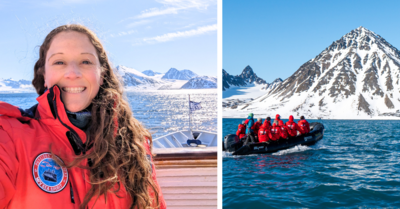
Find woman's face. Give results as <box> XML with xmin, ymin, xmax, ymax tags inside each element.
<box><xmin>44</xmin><ymin>31</ymin><xmax>103</xmax><ymax>112</ymax></box>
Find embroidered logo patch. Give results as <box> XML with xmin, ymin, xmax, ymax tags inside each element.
<box><xmin>32</xmin><ymin>153</ymin><xmax>68</xmax><ymax>193</ymax></box>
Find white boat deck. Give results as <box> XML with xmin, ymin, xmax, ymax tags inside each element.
<box><xmin>153</xmin><ymin>130</ymin><xmax>218</xmax><ymax>148</ymax></box>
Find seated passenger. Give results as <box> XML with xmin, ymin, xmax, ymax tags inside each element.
<box><xmin>269</xmin><ymin>123</ymin><xmax>281</xmax><ymax>141</ymax></box>
<box><xmin>244</xmin><ymin>113</ymin><xmax>257</xmax><ymax>145</ymax></box>
<box><xmin>258</xmin><ymin>120</ymin><xmax>271</xmax><ymax>143</ymax></box>
<box><xmin>278</xmin><ymin>120</ymin><xmax>289</xmax><ymax>139</ymax></box>
<box><xmin>265</xmin><ymin>116</ymin><xmax>272</xmax><ymax>126</ymax></box>
<box><xmin>273</xmin><ymin>114</ymin><xmax>281</xmax><ymax>126</ymax></box>
<box><xmin>236</xmin><ymin>120</ymin><xmax>246</xmax><ymax>140</ymax></box>
<box><xmin>298</xmin><ymin>115</ymin><xmax>310</xmax><ymax>134</ymax></box>
<box><xmin>285</xmin><ymin>115</ymin><xmax>301</xmax><ymax>137</ymax></box>
<box><xmin>252</xmin><ymin>118</ymin><xmax>262</xmax><ymax>139</ymax></box>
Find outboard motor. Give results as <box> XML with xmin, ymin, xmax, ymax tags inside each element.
<box><xmin>224</xmin><ymin>134</ymin><xmax>239</xmax><ymax>152</ymax></box>
<box><xmin>309</xmin><ymin>122</ymin><xmax>324</xmax><ymax>132</ymax></box>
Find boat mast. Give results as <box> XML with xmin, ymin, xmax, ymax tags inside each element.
<box><xmin>188</xmin><ymin>94</ymin><xmax>192</xmax><ymax>138</ymax></box>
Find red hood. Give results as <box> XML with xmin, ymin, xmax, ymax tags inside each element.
<box><xmin>278</xmin><ymin>120</ymin><xmax>284</xmax><ymax>126</ymax></box>
<box><xmin>0</xmin><ymin>85</ymin><xmax>87</xmax><ymax>148</ymax></box>
<box><xmin>275</xmin><ymin>114</ymin><xmax>280</xmax><ymax>120</ymax></box>
<box><xmin>262</xmin><ymin>120</ymin><xmax>270</xmax><ymax>128</ymax></box>
<box><xmin>289</xmin><ymin>115</ymin><xmax>294</xmax><ymax>122</ymax></box>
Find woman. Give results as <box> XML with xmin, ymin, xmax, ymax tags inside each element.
<box><xmin>0</xmin><ymin>24</ymin><xmax>166</xmax><ymax>209</ymax></box>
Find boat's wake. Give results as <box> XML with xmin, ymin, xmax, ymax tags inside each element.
<box><xmin>272</xmin><ymin>145</ymin><xmax>312</xmax><ymax>155</ymax></box>
<box><xmin>223</xmin><ymin>144</ymin><xmax>318</xmax><ymax>157</ymax></box>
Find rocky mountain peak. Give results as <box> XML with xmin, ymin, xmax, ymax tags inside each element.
<box><xmin>271</xmin><ymin>78</ymin><xmax>283</xmax><ymax>84</ymax></box>
<box><xmin>161</xmin><ymin>68</ymin><xmax>198</xmax><ymax>80</ymax></box>
<box><xmin>237</xmin><ymin>27</ymin><xmax>400</xmax><ymax>118</ymax></box>
<box><xmin>142</xmin><ymin>70</ymin><xmax>161</xmax><ymax>76</ymax></box>
<box><xmin>238</xmin><ymin>65</ymin><xmax>266</xmax><ymax>85</ymax></box>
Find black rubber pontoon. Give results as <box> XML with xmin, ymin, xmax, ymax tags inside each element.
<box><xmin>224</xmin><ymin>122</ymin><xmax>324</xmax><ymax>155</ymax></box>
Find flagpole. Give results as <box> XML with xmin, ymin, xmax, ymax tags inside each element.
<box><xmin>188</xmin><ymin>94</ymin><xmax>192</xmax><ymax>139</ymax></box>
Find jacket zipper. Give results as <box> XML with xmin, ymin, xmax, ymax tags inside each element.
<box><xmin>52</xmin><ymin>99</ymin><xmax>86</xmax><ymax>155</ymax></box>
<box><xmin>70</xmin><ymin>181</ymin><xmax>75</xmax><ymax>204</ymax></box>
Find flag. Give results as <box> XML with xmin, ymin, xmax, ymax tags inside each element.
<box><xmin>189</xmin><ymin>101</ymin><xmax>202</xmax><ymax>112</ymax></box>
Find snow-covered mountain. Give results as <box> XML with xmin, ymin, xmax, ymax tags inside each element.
<box><xmin>115</xmin><ymin>65</ymin><xmax>164</xmax><ymax>90</ymax></box>
<box><xmin>161</xmin><ymin>68</ymin><xmax>198</xmax><ymax>80</ymax></box>
<box><xmin>142</xmin><ymin>70</ymin><xmax>162</xmax><ymax>76</ymax></box>
<box><xmin>181</xmin><ymin>76</ymin><xmax>217</xmax><ymax>89</ymax></box>
<box><xmin>0</xmin><ymin>66</ymin><xmax>214</xmax><ymax>92</ymax></box>
<box><xmin>223</xmin><ymin>69</ymin><xmax>246</xmax><ymax>90</ymax></box>
<box><xmin>223</xmin><ymin>66</ymin><xmax>267</xmax><ymax>91</ymax></box>
<box><xmin>223</xmin><ymin>67</ymin><xmax>281</xmax><ymax>109</ymax></box>
<box><xmin>227</xmin><ymin>26</ymin><xmax>400</xmax><ymax>119</ymax></box>
<box><xmin>0</xmin><ymin>78</ymin><xmax>35</xmax><ymax>93</ymax></box>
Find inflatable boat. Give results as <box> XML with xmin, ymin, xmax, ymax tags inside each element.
<box><xmin>223</xmin><ymin>122</ymin><xmax>324</xmax><ymax>155</ymax></box>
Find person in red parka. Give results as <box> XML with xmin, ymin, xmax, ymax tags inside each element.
<box><xmin>285</xmin><ymin>115</ymin><xmax>301</xmax><ymax>137</ymax></box>
<box><xmin>252</xmin><ymin>118</ymin><xmax>262</xmax><ymax>140</ymax></box>
<box><xmin>236</xmin><ymin>121</ymin><xmax>246</xmax><ymax>140</ymax></box>
<box><xmin>298</xmin><ymin>115</ymin><xmax>310</xmax><ymax>134</ymax></box>
<box><xmin>273</xmin><ymin>114</ymin><xmax>281</xmax><ymax>126</ymax></box>
<box><xmin>0</xmin><ymin>25</ymin><xmax>166</xmax><ymax>209</ymax></box>
<box><xmin>258</xmin><ymin>120</ymin><xmax>271</xmax><ymax>143</ymax></box>
<box><xmin>265</xmin><ymin>116</ymin><xmax>272</xmax><ymax>126</ymax></box>
<box><xmin>269</xmin><ymin>123</ymin><xmax>281</xmax><ymax>141</ymax></box>
<box><xmin>278</xmin><ymin>120</ymin><xmax>289</xmax><ymax>139</ymax></box>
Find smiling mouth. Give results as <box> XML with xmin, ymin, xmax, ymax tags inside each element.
<box><xmin>62</xmin><ymin>87</ymin><xmax>86</xmax><ymax>93</ymax></box>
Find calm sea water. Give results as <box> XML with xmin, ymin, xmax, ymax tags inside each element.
<box><xmin>0</xmin><ymin>90</ymin><xmax>217</xmax><ymax>139</ymax></box>
<box><xmin>223</xmin><ymin>118</ymin><xmax>400</xmax><ymax>208</ymax></box>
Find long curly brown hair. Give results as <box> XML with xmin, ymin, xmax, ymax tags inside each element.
<box><xmin>32</xmin><ymin>24</ymin><xmax>160</xmax><ymax>209</ymax></box>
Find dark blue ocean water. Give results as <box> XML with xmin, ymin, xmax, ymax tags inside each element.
<box><xmin>0</xmin><ymin>90</ymin><xmax>217</xmax><ymax>139</ymax></box>
<box><xmin>223</xmin><ymin>118</ymin><xmax>400</xmax><ymax>208</ymax></box>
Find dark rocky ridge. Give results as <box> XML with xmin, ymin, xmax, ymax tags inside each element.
<box><xmin>223</xmin><ymin>65</ymin><xmax>268</xmax><ymax>91</ymax></box>
<box><xmin>358</xmin><ymin>94</ymin><xmax>372</xmax><ymax>115</ymax></box>
<box><xmin>222</xmin><ymin>69</ymin><xmax>247</xmax><ymax>90</ymax></box>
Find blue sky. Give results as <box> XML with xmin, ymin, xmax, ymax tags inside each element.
<box><xmin>223</xmin><ymin>0</ymin><xmax>400</xmax><ymax>83</ymax></box>
<box><xmin>0</xmin><ymin>0</ymin><xmax>217</xmax><ymax>80</ymax></box>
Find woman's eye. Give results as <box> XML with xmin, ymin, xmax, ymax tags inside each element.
<box><xmin>54</xmin><ymin>61</ymin><xmax>64</xmax><ymax>65</ymax></box>
<box><xmin>83</xmin><ymin>60</ymin><xmax>92</xmax><ymax>64</ymax></box>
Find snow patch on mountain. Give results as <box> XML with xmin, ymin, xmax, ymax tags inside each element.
<box><xmin>115</xmin><ymin>65</ymin><xmax>164</xmax><ymax>90</ymax></box>
<box><xmin>181</xmin><ymin>76</ymin><xmax>217</xmax><ymax>89</ymax></box>
<box><xmin>157</xmin><ymin>80</ymin><xmax>188</xmax><ymax>90</ymax></box>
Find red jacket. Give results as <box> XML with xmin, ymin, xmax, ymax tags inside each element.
<box><xmin>298</xmin><ymin>119</ymin><xmax>310</xmax><ymax>134</ymax></box>
<box><xmin>236</xmin><ymin>124</ymin><xmax>246</xmax><ymax>139</ymax></box>
<box><xmin>252</xmin><ymin>121</ymin><xmax>262</xmax><ymax>135</ymax></box>
<box><xmin>278</xmin><ymin>120</ymin><xmax>288</xmax><ymax>139</ymax></box>
<box><xmin>0</xmin><ymin>85</ymin><xmax>166</xmax><ymax>209</ymax></box>
<box><xmin>269</xmin><ymin>123</ymin><xmax>281</xmax><ymax>141</ymax></box>
<box><xmin>285</xmin><ymin>115</ymin><xmax>301</xmax><ymax>137</ymax></box>
<box><xmin>258</xmin><ymin>121</ymin><xmax>270</xmax><ymax>142</ymax></box>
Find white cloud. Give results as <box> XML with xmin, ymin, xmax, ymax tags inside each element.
<box><xmin>135</xmin><ymin>7</ymin><xmax>181</xmax><ymax>19</ymax></box>
<box><xmin>40</xmin><ymin>0</ymin><xmax>102</xmax><ymax>7</ymax></box>
<box><xmin>142</xmin><ymin>24</ymin><xmax>217</xmax><ymax>43</ymax></box>
<box><xmin>135</xmin><ymin>0</ymin><xmax>215</xmax><ymax>19</ymax></box>
<box><xmin>110</xmin><ymin>30</ymin><xmax>137</xmax><ymax>38</ymax></box>
<box><xmin>126</xmin><ymin>19</ymin><xmax>153</xmax><ymax>28</ymax></box>
<box><xmin>156</xmin><ymin>0</ymin><xmax>213</xmax><ymax>9</ymax></box>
